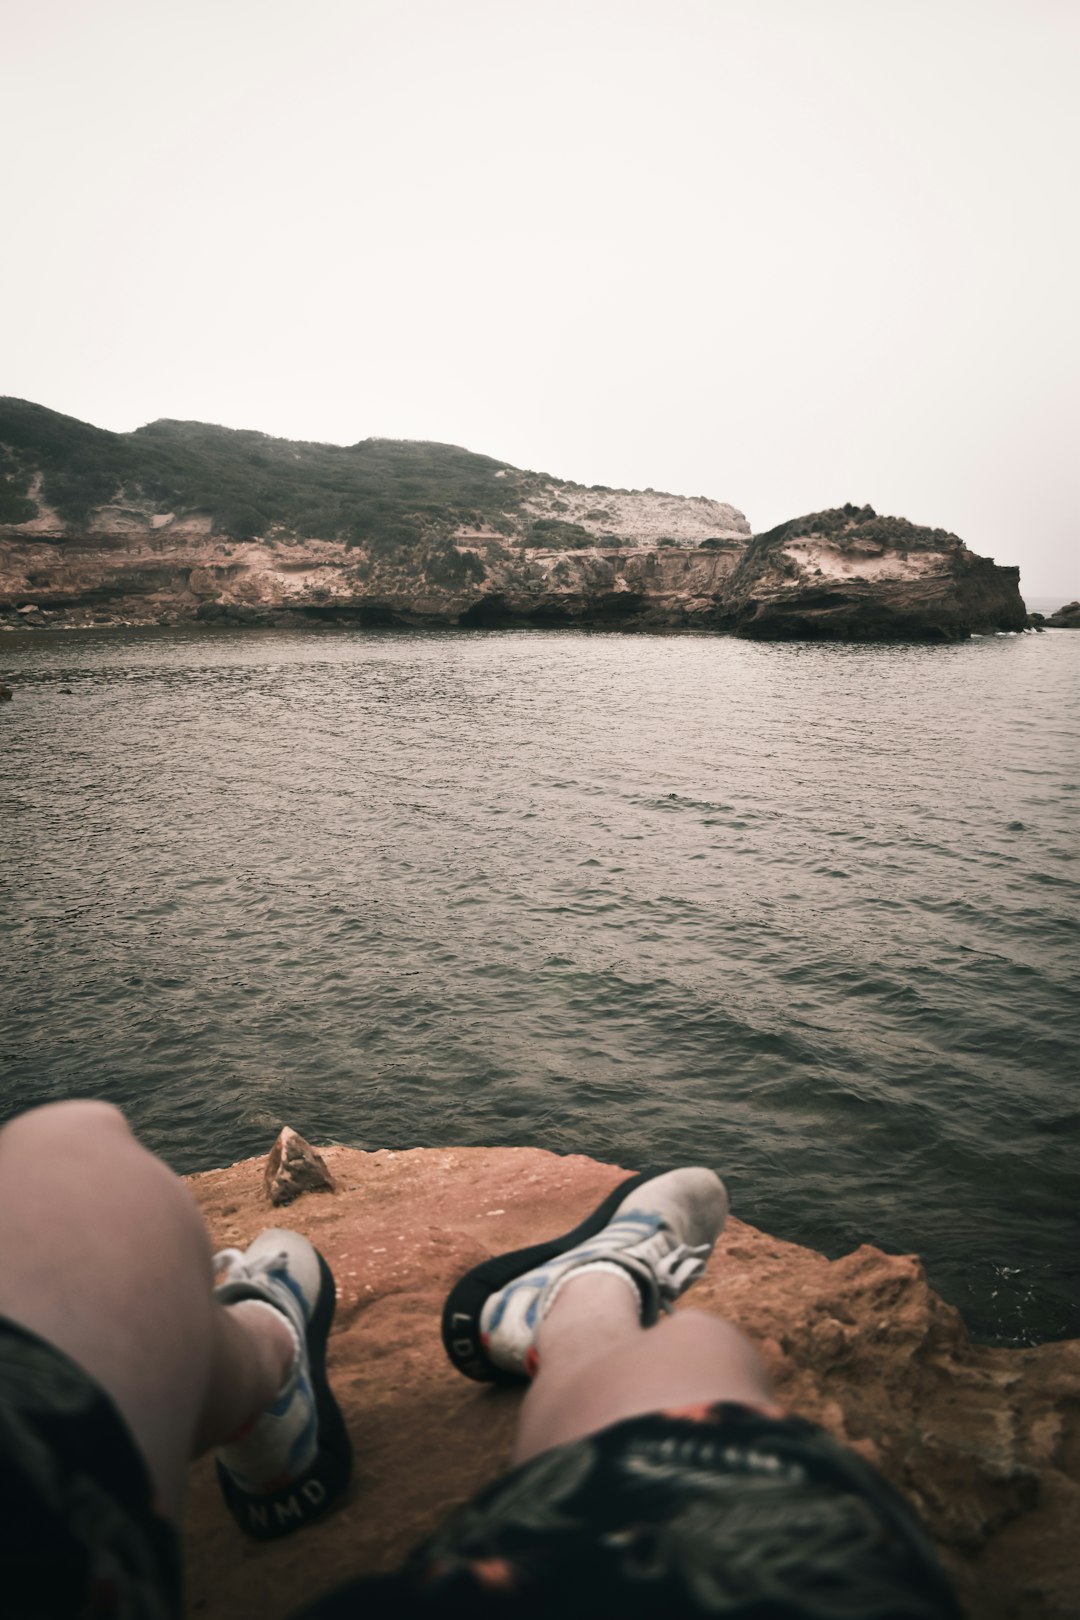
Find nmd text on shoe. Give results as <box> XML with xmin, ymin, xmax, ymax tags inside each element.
<box><xmin>213</xmin><ymin>1228</ymin><xmax>352</xmax><ymax>1540</ymax></box>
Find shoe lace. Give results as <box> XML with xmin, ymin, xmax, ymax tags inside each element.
<box><xmin>212</xmin><ymin>1247</ymin><xmax>290</xmax><ymax>1286</ymax></box>
<box><xmin>655</xmin><ymin>1241</ymin><xmax>712</xmax><ymax>1314</ymax></box>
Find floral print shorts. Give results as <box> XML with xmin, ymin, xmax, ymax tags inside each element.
<box><xmin>0</xmin><ymin>1316</ymin><xmax>181</xmax><ymax>1619</ymax></box>
<box><xmin>302</xmin><ymin>1402</ymin><xmax>959</xmax><ymax>1619</ymax></box>
<box><xmin>1</xmin><ymin>1313</ymin><xmax>957</xmax><ymax>1620</ymax></box>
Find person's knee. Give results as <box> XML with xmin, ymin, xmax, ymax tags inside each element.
<box><xmin>0</xmin><ymin>1098</ymin><xmax>213</xmax><ymax>1297</ymax></box>
<box><xmin>659</xmin><ymin>1309</ymin><xmax>762</xmax><ymax>1363</ymax></box>
<box><xmin>0</xmin><ymin>1098</ymin><xmax>132</xmax><ymax>1154</ymax></box>
<box><xmin>660</xmin><ymin>1307</ymin><xmax>738</xmax><ymax>1341</ymax></box>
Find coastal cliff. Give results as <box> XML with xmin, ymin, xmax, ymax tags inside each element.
<box><xmin>0</xmin><ymin>399</ymin><xmax>1027</xmax><ymax>640</ymax></box>
<box><xmin>184</xmin><ymin>1145</ymin><xmax>1080</xmax><ymax>1620</ymax></box>
<box><xmin>725</xmin><ymin>504</ymin><xmax>1027</xmax><ymax>641</ymax></box>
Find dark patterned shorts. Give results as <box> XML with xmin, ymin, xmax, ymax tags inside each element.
<box><xmin>300</xmin><ymin>1402</ymin><xmax>960</xmax><ymax>1619</ymax></box>
<box><xmin>0</xmin><ymin>1315</ymin><xmax>182</xmax><ymax>1620</ymax></box>
<box><xmin>1</xmin><ymin>1316</ymin><xmax>958</xmax><ymax>1620</ymax></box>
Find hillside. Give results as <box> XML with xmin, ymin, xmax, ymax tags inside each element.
<box><xmin>0</xmin><ymin>398</ymin><xmax>747</xmax><ymax>550</ymax></box>
<box><xmin>0</xmin><ymin>401</ymin><xmax>1025</xmax><ymax>640</ymax></box>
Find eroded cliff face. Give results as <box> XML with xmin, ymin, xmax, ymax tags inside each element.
<box><xmin>0</xmin><ymin>435</ymin><xmax>1026</xmax><ymax>640</ymax></box>
<box><xmin>182</xmin><ymin>1145</ymin><xmax>1080</xmax><ymax>1620</ymax></box>
<box><xmin>0</xmin><ymin>516</ymin><xmax>1026</xmax><ymax>640</ymax></box>
<box><xmin>725</xmin><ymin>512</ymin><xmax>1027</xmax><ymax>640</ymax></box>
<box><xmin>0</xmin><ymin>472</ymin><xmax>755</xmax><ymax>631</ymax></box>
<box><xmin>0</xmin><ymin>525</ymin><xmax>745</xmax><ymax>631</ymax></box>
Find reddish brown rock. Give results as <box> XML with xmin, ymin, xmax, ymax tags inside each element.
<box><xmin>263</xmin><ymin>1127</ymin><xmax>336</xmax><ymax>1206</ymax></box>
<box><xmin>184</xmin><ymin>1147</ymin><xmax>1080</xmax><ymax>1620</ymax></box>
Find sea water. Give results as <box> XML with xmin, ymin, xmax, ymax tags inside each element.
<box><xmin>2</xmin><ymin>625</ymin><xmax>1077</xmax><ymax>1344</ymax></box>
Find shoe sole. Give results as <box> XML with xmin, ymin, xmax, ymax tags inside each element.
<box><xmin>217</xmin><ymin>1250</ymin><xmax>354</xmax><ymax>1540</ymax></box>
<box><xmin>441</xmin><ymin>1168</ymin><xmax>662</xmax><ymax>1385</ymax></box>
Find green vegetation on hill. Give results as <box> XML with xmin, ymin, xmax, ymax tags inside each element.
<box><xmin>0</xmin><ymin>398</ymin><xmax>527</xmax><ymax>546</ymax></box>
<box><xmin>752</xmin><ymin>503</ymin><xmax>960</xmax><ymax>554</ymax></box>
<box><xmin>0</xmin><ymin>445</ymin><xmax>38</xmax><ymax>523</ymax></box>
<box><xmin>524</xmin><ymin>518</ymin><xmax>593</xmax><ymax>548</ymax></box>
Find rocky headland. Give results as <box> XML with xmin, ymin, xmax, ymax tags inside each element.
<box><xmin>0</xmin><ymin>399</ymin><xmax>1027</xmax><ymax>641</ymax></box>
<box><xmin>183</xmin><ymin>1143</ymin><xmax>1080</xmax><ymax>1620</ymax></box>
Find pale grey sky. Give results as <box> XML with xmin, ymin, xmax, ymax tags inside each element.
<box><xmin>3</xmin><ymin>0</ymin><xmax>1077</xmax><ymax>595</ymax></box>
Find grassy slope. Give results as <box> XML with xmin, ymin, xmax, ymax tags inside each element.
<box><xmin>0</xmin><ymin>397</ymin><xmax>527</xmax><ymax>547</ymax></box>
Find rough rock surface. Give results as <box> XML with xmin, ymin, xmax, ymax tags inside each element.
<box><xmin>0</xmin><ymin>528</ymin><xmax>751</xmax><ymax>634</ymax></box>
<box><xmin>1044</xmin><ymin>601</ymin><xmax>1080</xmax><ymax>629</ymax></box>
<box><xmin>518</xmin><ymin>480</ymin><xmax>748</xmax><ymax>545</ymax></box>
<box><xmin>185</xmin><ymin>1145</ymin><xmax>1080</xmax><ymax>1620</ymax></box>
<box><xmin>723</xmin><ymin>506</ymin><xmax>1027</xmax><ymax>641</ymax></box>
<box><xmin>0</xmin><ymin>516</ymin><xmax>1025</xmax><ymax>641</ymax></box>
<box><xmin>263</xmin><ymin>1127</ymin><xmax>336</xmax><ymax>1206</ymax></box>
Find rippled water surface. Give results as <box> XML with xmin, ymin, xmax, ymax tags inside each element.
<box><xmin>2</xmin><ymin>626</ymin><xmax>1077</xmax><ymax>1343</ymax></box>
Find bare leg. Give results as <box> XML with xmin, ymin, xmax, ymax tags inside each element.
<box><xmin>512</xmin><ymin>1272</ymin><xmax>774</xmax><ymax>1465</ymax></box>
<box><xmin>0</xmin><ymin>1101</ymin><xmax>294</xmax><ymax>1520</ymax></box>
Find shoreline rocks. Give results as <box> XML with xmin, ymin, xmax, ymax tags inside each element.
<box><xmin>0</xmin><ymin>402</ymin><xmax>1037</xmax><ymax>641</ymax></box>
<box><xmin>184</xmin><ymin>1144</ymin><xmax>1080</xmax><ymax>1620</ymax></box>
<box><xmin>0</xmin><ymin>521</ymin><xmax>1029</xmax><ymax>642</ymax></box>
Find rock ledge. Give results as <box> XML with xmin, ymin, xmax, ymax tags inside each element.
<box><xmin>184</xmin><ymin>1145</ymin><xmax>1080</xmax><ymax>1619</ymax></box>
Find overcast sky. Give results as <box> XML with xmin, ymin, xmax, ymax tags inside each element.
<box><xmin>3</xmin><ymin>0</ymin><xmax>1077</xmax><ymax>595</ymax></box>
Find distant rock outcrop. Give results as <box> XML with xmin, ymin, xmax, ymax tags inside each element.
<box><xmin>724</xmin><ymin>505</ymin><xmax>1027</xmax><ymax>640</ymax></box>
<box><xmin>1044</xmin><ymin>600</ymin><xmax>1080</xmax><ymax>629</ymax></box>
<box><xmin>182</xmin><ymin>1144</ymin><xmax>1080</xmax><ymax>1620</ymax></box>
<box><xmin>0</xmin><ymin>400</ymin><xmax>1027</xmax><ymax>641</ymax></box>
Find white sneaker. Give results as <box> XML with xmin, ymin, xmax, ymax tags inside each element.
<box><xmin>213</xmin><ymin>1229</ymin><xmax>352</xmax><ymax>1539</ymax></box>
<box><xmin>441</xmin><ymin>1167</ymin><xmax>728</xmax><ymax>1382</ymax></box>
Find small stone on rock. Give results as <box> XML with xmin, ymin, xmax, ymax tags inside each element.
<box><xmin>263</xmin><ymin>1126</ymin><xmax>337</xmax><ymax>1206</ymax></box>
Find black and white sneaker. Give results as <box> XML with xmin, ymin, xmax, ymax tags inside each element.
<box><xmin>213</xmin><ymin>1229</ymin><xmax>352</xmax><ymax>1540</ymax></box>
<box><xmin>441</xmin><ymin>1167</ymin><xmax>728</xmax><ymax>1384</ymax></box>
